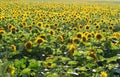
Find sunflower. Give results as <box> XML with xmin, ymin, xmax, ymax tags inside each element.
<box><xmin>102</xmin><ymin>28</ymin><xmax>106</xmax><ymax>32</ymax></box>
<box><xmin>95</xmin><ymin>33</ymin><xmax>103</xmax><ymax>40</ymax></box>
<box><xmin>79</xmin><ymin>25</ymin><xmax>83</xmax><ymax>29</ymax></box>
<box><xmin>21</xmin><ymin>21</ymin><xmax>27</xmax><ymax>26</ymax></box>
<box><xmin>50</xmin><ymin>29</ymin><xmax>55</xmax><ymax>35</ymax></box>
<box><xmin>11</xmin><ymin>45</ymin><xmax>16</xmax><ymax>51</ymax></box>
<box><xmin>54</xmin><ymin>23</ymin><xmax>58</xmax><ymax>27</ymax></box>
<box><xmin>87</xmin><ymin>51</ymin><xmax>98</xmax><ymax>61</ymax></box>
<box><xmin>57</xmin><ymin>28</ymin><xmax>61</xmax><ymax>32</ymax></box>
<box><xmin>8</xmin><ymin>66</ymin><xmax>15</xmax><ymax>75</ymax></box>
<box><xmin>72</xmin><ymin>27</ymin><xmax>77</xmax><ymax>31</ymax></box>
<box><xmin>108</xmin><ymin>26</ymin><xmax>114</xmax><ymax>30</ymax></box>
<box><xmin>113</xmin><ymin>32</ymin><xmax>120</xmax><ymax>38</ymax></box>
<box><xmin>111</xmin><ymin>37</ymin><xmax>119</xmax><ymax>45</ymax></box>
<box><xmin>47</xmin><ymin>63</ymin><xmax>52</xmax><ymax>69</ymax></box>
<box><xmin>87</xmin><ymin>33</ymin><xmax>92</xmax><ymax>38</ymax></box>
<box><xmin>58</xmin><ymin>35</ymin><xmax>64</xmax><ymax>42</ymax></box>
<box><xmin>95</xmin><ymin>24</ymin><xmax>100</xmax><ymax>29</ymax></box>
<box><xmin>0</xmin><ymin>28</ymin><xmax>5</xmax><ymax>34</ymax></box>
<box><xmin>24</xmin><ymin>41</ymin><xmax>33</xmax><ymax>50</ymax></box>
<box><xmin>39</xmin><ymin>34</ymin><xmax>46</xmax><ymax>39</ymax></box>
<box><xmin>94</xmin><ymin>22</ymin><xmax>97</xmax><ymax>26</ymax></box>
<box><xmin>37</xmin><ymin>22</ymin><xmax>43</xmax><ymax>27</ymax></box>
<box><xmin>100</xmin><ymin>71</ymin><xmax>107</xmax><ymax>77</ymax></box>
<box><xmin>28</xmin><ymin>26</ymin><xmax>32</xmax><ymax>30</ymax></box>
<box><xmin>10</xmin><ymin>27</ymin><xmax>16</xmax><ymax>32</ymax></box>
<box><xmin>85</xmin><ymin>25</ymin><xmax>90</xmax><ymax>30</ymax></box>
<box><xmin>72</xmin><ymin>37</ymin><xmax>79</xmax><ymax>43</ymax></box>
<box><xmin>32</xmin><ymin>21</ymin><xmax>36</xmax><ymax>25</ymax></box>
<box><xmin>67</xmin><ymin>39</ymin><xmax>73</xmax><ymax>44</ymax></box>
<box><xmin>7</xmin><ymin>23</ymin><xmax>12</xmax><ymax>30</ymax></box>
<box><xmin>45</xmin><ymin>24</ymin><xmax>50</xmax><ymax>28</ymax></box>
<box><xmin>76</xmin><ymin>32</ymin><xmax>83</xmax><ymax>38</ymax></box>
<box><xmin>35</xmin><ymin>37</ymin><xmax>45</xmax><ymax>44</ymax></box>
<box><xmin>82</xmin><ymin>35</ymin><xmax>87</xmax><ymax>43</ymax></box>
<box><xmin>69</xmin><ymin>44</ymin><xmax>76</xmax><ymax>56</ymax></box>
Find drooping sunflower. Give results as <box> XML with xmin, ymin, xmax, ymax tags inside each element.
<box><xmin>69</xmin><ymin>44</ymin><xmax>76</xmax><ymax>56</ymax></box>
<box><xmin>7</xmin><ymin>23</ymin><xmax>12</xmax><ymax>30</ymax></box>
<box><xmin>95</xmin><ymin>33</ymin><xmax>103</xmax><ymax>40</ymax></box>
<box><xmin>58</xmin><ymin>35</ymin><xmax>64</xmax><ymax>42</ymax></box>
<box><xmin>10</xmin><ymin>27</ymin><xmax>16</xmax><ymax>32</ymax></box>
<box><xmin>111</xmin><ymin>37</ymin><xmax>119</xmax><ymax>45</ymax></box>
<box><xmin>35</xmin><ymin>37</ymin><xmax>45</xmax><ymax>44</ymax></box>
<box><xmin>87</xmin><ymin>51</ymin><xmax>98</xmax><ymax>61</ymax></box>
<box><xmin>39</xmin><ymin>34</ymin><xmax>46</xmax><ymax>39</ymax></box>
<box><xmin>11</xmin><ymin>45</ymin><xmax>16</xmax><ymax>51</ymax></box>
<box><xmin>0</xmin><ymin>28</ymin><xmax>5</xmax><ymax>34</ymax></box>
<box><xmin>72</xmin><ymin>37</ymin><xmax>79</xmax><ymax>43</ymax></box>
<box><xmin>8</xmin><ymin>66</ymin><xmax>15</xmax><ymax>75</ymax></box>
<box><xmin>24</xmin><ymin>41</ymin><xmax>33</xmax><ymax>50</ymax></box>
<box><xmin>100</xmin><ymin>71</ymin><xmax>107</xmax><ymax>77</ymax></box>
<box><xmin>76</xmin><ymin>32</ymin><xmax>83</xmax><ymax>38</ymax></box>
<box><xmin>21</xmin><ymin>21</ymin><xmax>27</xmax><ymax>27</ymax></box>
<box><xmin>82</xmin><ymin>35</ymin><xmax>87</xmax><ymax>43</ymax></box>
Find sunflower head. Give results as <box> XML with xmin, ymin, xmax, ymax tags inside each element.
<box><xmin>72</xmin><ymin>27</ymin><xmax>77</xmax><ymax>31</ymax></box>
<box><xmin>39</xmin><ymin>34</ymin><xmax>46</xmax><ymax>39</ymax></box>
<box><xmin>0</xmin><ymin>28</ymin><xmax>5</xmax><ymax>34</ymax></box>
<box><xmin>69</xmin><ymin>44</ymin><xmax>76</xmax><ymax>56</ymax></box>
<box><xmin>95</xmin><ymin>24</ymin><xmax>100</xmax><ymax>29</ymax></box>
<box><xmin>85</xmin><ymin>25</ymin><xmax>90</xmax><ymax>30</ymax></box>
<box><xmin>54</xmin><ymin>23</ymin><xmax>58</xmax><ymax>27</ymax></box>
<box><xmin>82</xmin><ymin>35</ymin><xmax>87</xmax><ymax>43</ymax></box>
<box><xmin>7</xmin><ymin>23</ymin><xmax>12</xmax><ymax>30</ymax></box>
<box><xmin>87</xmin><ymin>33</ymin><xmax>92</xmax><ymax>38</ymax></box>
<box><xmin>87</xmin><ymin>51</ymin><xmax>98</xmax><ymax>61</ymax></box>
<box><xmin>113</xmin><ymin>32</ymin><xmax>120</xmax><ymax>38</ymax></box>
<box><xmin>57</xmin><ymin>28</ymin><xmax>61</xmax><ymax>32</ymax></box>
<box><xmin>102</xmin><ymin>28</ymin><xmax>106</xmax><ymax>32</ymax></box>
<box><xmin>58</xmin><ymin>35</ymin><xmax>64</xmax><ymax>42</ymax></box>
<box><xmin>24</xmin><ymin>41</ymin><xmax>33</xmax><ymax>50</ymax></box>
<box><xmin>95</xmin><ymin>33</ymin><xmax>103</xmax><ymax>40</ymax></box>
<box><xmin>50</xmin><ymin>29</ymin><xmax>55</xmax><ymax>35</ymax></box>
<box><xmin>8</xmin><ymin>66</ymin><xmax>15</xmax><ymax>75</ymax></box>
<box><xmin>72</xmin><ymin>37</ymin><xmax>79</xmax><ymax>43</ymax></box>
<box><xmin>108</xmin><ymin>26</ymin><xmax>114</xmax><ymax>30</ymax></box>
<box><xmin>10</xmin><ymin>27</ymin><xmax>16</xmax><ymax>32</ymax></box>
<box><xmin>45</xmin><ymin>24</ymin><xmax>50</xmax><ymax>28</ymax></box>
<box><xmin>100</xmin><ymin>71</ymin><xmax>107</xmax><ymax>77</ymax></box>
<box><xmin>37</xmin><ymin>22</ymin><xmax>43</xmax><ymax>27</ymax></box>
<box><xmin>35</xmin><ymin>37</ymin><xmax>45</xmax><ymax>44</ymax></box>
<box><xmin>76</xmin><ymin>32</ymin><xmax>83</xmax><ymax>38</ymax></box>
<box><xmin>79</xmin><ymin>25</ymin><xmax>83</xmax><ymax>29</ymax></box>
<box><xmin>11</xmin><ymin>45</ymin><xmax>16</xmax><ymax>51</ymax></box>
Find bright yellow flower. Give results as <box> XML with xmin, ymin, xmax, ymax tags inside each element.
<box><xmin>100</xmin><ymin>71</ymin><xmax>107</xmax><ymax>77</ymax></box>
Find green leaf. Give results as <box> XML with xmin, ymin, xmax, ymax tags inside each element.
<box><xmin>20</xmin><ymin>68</ymin><xmax>31</xmax><ymax>75</ymax></box>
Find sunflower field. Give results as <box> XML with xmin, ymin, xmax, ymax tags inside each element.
<box><xmin>0</xmin><ymin>0</ymin><xmax>120</xmax><ymax>77</ymax></box>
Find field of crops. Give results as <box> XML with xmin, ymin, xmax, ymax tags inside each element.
<box><xmin>0</xmin><ymin>0</ymin><xmax>120</xmax><ymax>77</ymax></box>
